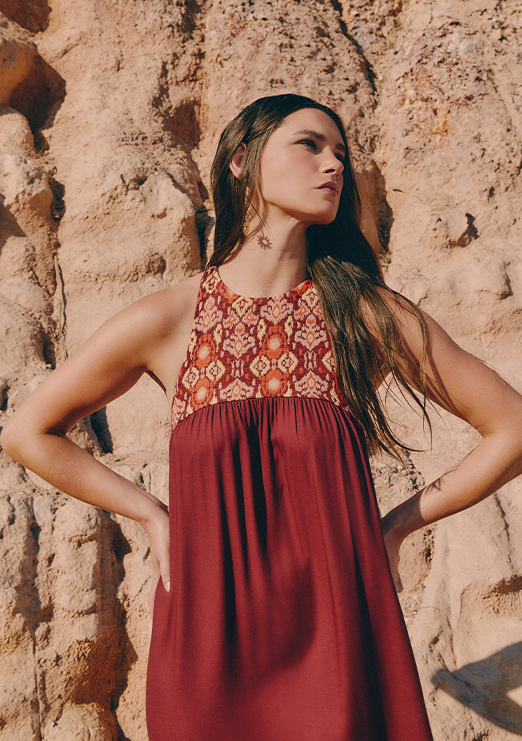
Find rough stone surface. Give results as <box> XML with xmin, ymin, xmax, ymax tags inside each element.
<box><xmin>0</xmin><ymin>0</ymin><xmax>521</xmax><ymax>738</ymax></box>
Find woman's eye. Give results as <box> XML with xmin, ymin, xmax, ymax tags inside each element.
<box><xmin>300</xmin><ymin>140</ymin><xmax>317</xmax><ymax>150</ymax></box>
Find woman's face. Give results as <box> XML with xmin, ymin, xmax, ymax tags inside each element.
<box><xmin>256</xmin><ymin>108</ymin><xmax>345</xmax><ymax>226</ymax></box>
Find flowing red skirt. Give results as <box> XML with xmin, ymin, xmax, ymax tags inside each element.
<box><xmin>147</xmin><ymin>397</ymin><xmax>433</xmax><ymax>741</ymax></box>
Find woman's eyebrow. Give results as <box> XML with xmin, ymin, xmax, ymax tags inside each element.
<box><xmin>293</xmin><ymin>129</ymin><xmax>346</xmax><ymax>154</ymax></box>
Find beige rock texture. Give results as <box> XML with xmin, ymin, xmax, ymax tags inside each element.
<box><xmin>0</xmin><ymin>0</ymin><xmax>521</xmax><ymax>738</ymax></box>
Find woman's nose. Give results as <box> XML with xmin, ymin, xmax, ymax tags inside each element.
<box><xmin>321</xmin><ymin>150</ymin><xmax>344</xmax><ymax>176</ymax></box>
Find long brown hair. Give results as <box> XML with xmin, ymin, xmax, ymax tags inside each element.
<box><xmin>209</xmin><ymin>94</ymin><xmax>429</xmax><ymax>456</ymax></box>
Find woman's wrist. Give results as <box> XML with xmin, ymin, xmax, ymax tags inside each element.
<box><xmin>136</xmin><ymin>493</ymin><xmax>169</xmax><ymax>534</ymax></box>
<box><xmin>381</xmin><ymin>491</ymin><xmax>424</xmax><ymax>543</ymax></box>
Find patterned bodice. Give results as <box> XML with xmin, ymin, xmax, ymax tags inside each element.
<box><xmin>171</xmin><ymin>267</ymin><xmax>346</xmax><ymax>429</ymax></box>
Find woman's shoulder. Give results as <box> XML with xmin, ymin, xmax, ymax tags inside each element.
<box><xmin>69</xmin><ymin>271</ymin><xmax>205</xmax><ymax>398</ymax></box>
<box><xmin>81</xmin><ymin>272</ymin><xmax>204</xmax><ymax>369</ymax></box>
<box><xmin>119</xmin><ymin>271</ymin><xmax>204</xmax><ymax>338</ymax></box>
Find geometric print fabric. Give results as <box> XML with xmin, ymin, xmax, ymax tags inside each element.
<box><xmin>171</xmin><ymin>266</ymin><xmax>346</xmax><ymax>429</ymax></box>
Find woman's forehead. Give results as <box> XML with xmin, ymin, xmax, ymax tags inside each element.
<box><xmin>272</xmin><ymin>108</ymin><xmax>345</xmax><ymax>147</ymax></box>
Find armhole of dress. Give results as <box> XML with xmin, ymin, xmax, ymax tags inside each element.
<box><xmin>169</xmin><ymin>269</ymin><xmax>210</xmax><ymax>428</ymax></box>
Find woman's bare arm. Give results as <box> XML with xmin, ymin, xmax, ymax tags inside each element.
<box><xmin>0</xmin><ymin>275</ymin><xmax>200</xmax><ymax>612</ymax></box>
<box><xmin>380</xmin><ymin>300</ymin><xmax>522</xmax><ymax>587</ymax></box>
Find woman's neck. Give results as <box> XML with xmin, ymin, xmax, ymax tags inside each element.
<box><xmin>218</xmin><ymin>215</ymin><xmax>309</xmax><ymax>298</ymax></box>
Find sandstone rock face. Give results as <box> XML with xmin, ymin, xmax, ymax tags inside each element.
<box><xmin>0</xmin><ymin>1</ymin><xmax>521</xmax><ymax>739</ymax></box>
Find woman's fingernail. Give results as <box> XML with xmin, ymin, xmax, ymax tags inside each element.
<box><xmin>165</xmin><ymin>581</ymin><xmax>170</xmax><ymax>592</ymax></box>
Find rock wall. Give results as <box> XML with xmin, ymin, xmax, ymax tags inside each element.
<box><xmin>0</xmin><ymin>0</ymin><xmax>521</xmax><ymax>738</ymax></box>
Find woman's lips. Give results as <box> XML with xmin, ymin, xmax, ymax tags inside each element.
<box><xmin>318</xmin><ymin>182</ymin><xmax>338</xmax><ymax>196</ymax></box>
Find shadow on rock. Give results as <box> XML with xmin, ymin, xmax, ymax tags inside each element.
<box><xmin>0</xmin><ymin>0</ymin><xmax>52</xmax><ymax>33</ymax></box>
<box><xmin>433</xmin><ymin>642</ymin><xmax>522</xmax><ymax>735</ymax></box>
<box><xmin>10</xmin><ymin>54</ymin><xmax>65</xmax><ymax>134</ymax></box>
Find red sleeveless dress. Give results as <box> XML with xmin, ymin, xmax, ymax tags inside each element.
<box><xmin>147</xmin><ymin>267</ymin><xmax>433</xmax><ymax>741</ymax></box>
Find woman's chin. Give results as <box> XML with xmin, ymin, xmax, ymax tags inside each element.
<box><xmin>309</xmin><ymin>210</ymin><xmax>338</xmax><ymax>226</ymax></box>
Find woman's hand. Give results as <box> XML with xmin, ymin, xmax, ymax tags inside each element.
<box><xmin>141</xmin><ymin>500</ymin><xmax>171</xmax><ymax>617</ymax></box>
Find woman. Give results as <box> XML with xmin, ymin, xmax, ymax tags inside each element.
<box><xmin>2</xmin><ymin>94</ymin><xmax>522</xmax><ymax>740</ymax></box>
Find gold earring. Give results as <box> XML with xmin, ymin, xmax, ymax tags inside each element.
<box><xmin>243</xmin><ymin>218</ymin><xmax>250</xmax><ymax>236</ymax></box>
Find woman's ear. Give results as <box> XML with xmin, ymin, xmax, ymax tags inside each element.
<box><xmin>229</xmin><ymin>143</ymin><xmax>247</xmax><ymax>179</ymax></box>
